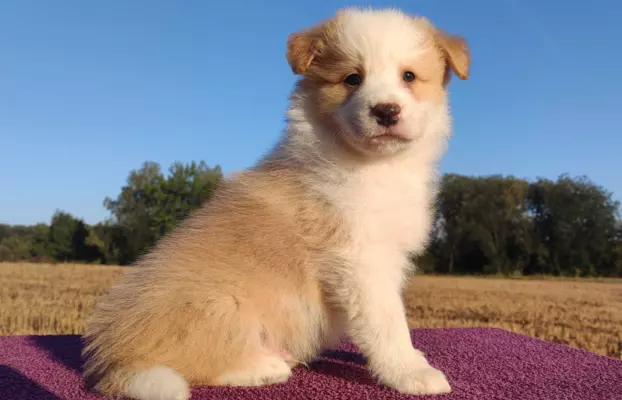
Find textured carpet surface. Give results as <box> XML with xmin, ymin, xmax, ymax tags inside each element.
<box><xmin>0</xmin><ymin>328</ymin><xmax>620</xmax><ymax>400</ymax></box>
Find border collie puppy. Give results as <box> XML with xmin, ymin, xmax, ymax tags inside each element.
<box><xmin>82</xmin><ymin>7</ymin><xmax>470</xmax><ymax>400</ymax></box>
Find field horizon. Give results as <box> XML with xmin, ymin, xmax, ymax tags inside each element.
<box><xmin>1</xmin><ymin>262</ymin><xmax>620</xmax><ymax>360</ymax></box>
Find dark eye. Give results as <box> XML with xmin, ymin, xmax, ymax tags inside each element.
<box><xmin>344</xmin><ymin>73</ymin><xmax>363</xmax><ymax>86</ymax></box>
<box><xmin>403</xmin><ymin>71</ymin><xmax>416</xmax><ymax>82</ymax></box>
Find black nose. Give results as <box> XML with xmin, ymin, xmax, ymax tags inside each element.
<box><xmin>370</xmin><ymin>103</ymin><xmax>401</xmax><ymax>127</ymax></box>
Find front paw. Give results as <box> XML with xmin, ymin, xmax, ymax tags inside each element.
<box><xmin>381</xmin><ymin>363</ymin><xmax>451</xmax><ymax>395</ymax></box>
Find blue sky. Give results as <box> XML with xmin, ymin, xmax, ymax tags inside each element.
<box><xmin>1</xmin><ymin>0</ymin><xmax>620</xmax><ymax>225</ymax></box>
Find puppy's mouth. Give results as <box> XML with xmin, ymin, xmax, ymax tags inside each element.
<box><xmin>338</xmin><ymin>114</ymin><xmax>416</xmax><ymax>153</ymax></box>
<box><xmin>368</xmin><ymin>132</ymin><xmax>413</xmax><ymax>143</ymax></box>
<box><xmin>347</xmin><ymin>121</ymin><xmax>412</xmax><ymax>142</ymax></box>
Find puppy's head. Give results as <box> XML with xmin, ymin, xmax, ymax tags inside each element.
<box><xmin>287</xmin><ymin>8</ymin><xmax>469</xmax><ymax>158</ymax></box>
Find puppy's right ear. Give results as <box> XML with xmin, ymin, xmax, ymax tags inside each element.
<box><xmin>417</xmin><ymin>17</ymin><xmax>470</xmax><ymax>83</ymax></box>
<box><xmin>286</xmin><ymin>22</ymin><xmax>328</xmax><ymax>75</ymax></box>
<box><xmin>435</xmin><ymin>31</ymin><xmax>470</xmax><ymax>81</ymax></box>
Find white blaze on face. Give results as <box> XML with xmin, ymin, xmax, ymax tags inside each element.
<box><xmin>335</xmin><ymin>9</ymin><xmax>440</xmax><ymax>142</ymax></box>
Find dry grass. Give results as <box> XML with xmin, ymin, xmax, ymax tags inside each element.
<box><xmin>404</xmin><ymin>276</ymin><xmax>622</xmax><ymax>359</ymax></box>
<box><xmin>1</xmin><ymin>262</ymin><xmax>620</xmax><ymax>359</ymax></box>
<box><xmin>0</xmin><ymin>263</ymin><xmax>123</xmax><ymax>336</ymax></box>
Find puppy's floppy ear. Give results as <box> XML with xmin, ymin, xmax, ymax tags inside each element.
<box><xmin>419</xmin><ymin>17</ymin><xmax>470</xmax><ymax>81</ymax></box>
<box><xmin>435</xmin><ymin>30</ymin><xmax>470</xmax><ymax>81</ymax></box>
<box><xmin>286</xmin><ymin>20</ymin><xmax>331</xmax><ymax>75</ymax></box>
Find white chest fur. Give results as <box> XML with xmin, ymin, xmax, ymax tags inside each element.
<box><xmin>324</xmin><ymin>156</ymin><xmax>437</xmax><ymax>262</ymax></box>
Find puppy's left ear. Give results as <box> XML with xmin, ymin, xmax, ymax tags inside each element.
<box><xmin>435</xmin><ymin>31</ymin><xmax>470</xmax><ymax>81</ymax></box>
<box><xmin>286</xmin><ymin>30</ymin><xmax>316</xmax><ymax>75</ymax></box>
<box><xmin>286</xmin><ymin>26</ymin><xmax>321</xmax><ymax>75</ymax></box>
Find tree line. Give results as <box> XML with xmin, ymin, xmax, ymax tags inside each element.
<box><xmin>1</xmin><ymin>160</ymin><xmax>620</xmax><ymax>277</ymax></box>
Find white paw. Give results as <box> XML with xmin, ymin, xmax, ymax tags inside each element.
<box><xmin>217</xmin><ymin>355</ymin><xmax>293</xmax><ymax>387</ymax></box>
<box><xmin>125</xmin><ymin>366</ymin><xmax>190</xmax><ymax>400</ymax></box>
<box><xmin>386</xmin><ymin>366</ymin><xmax>451</xmax><ymax>395</ymax></box>
<box><xmin>378</xmin><ymin>356</ymin><xmax>451</xmax><ymax>395</ymax></box>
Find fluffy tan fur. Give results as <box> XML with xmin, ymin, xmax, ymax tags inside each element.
<box><xmin>82</xmin><ymin>7</ymin><xmax>470</xmax><ymax>400</ymax></box>
<box><xmin>82</xmin><ymin>168</ymin><xmax>347</xmax><ymax>395</ymax></box>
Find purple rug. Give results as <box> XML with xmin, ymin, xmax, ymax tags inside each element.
<box><xmin>0</xmin><ymin>328</ymin><xmax>620</xmax><ymax>400</ymax></box>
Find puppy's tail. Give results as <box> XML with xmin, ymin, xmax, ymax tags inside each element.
<box><xmin>88</xmin><ymin>365</ymin><xmax>190</xmax><ymax>400</ymax></box>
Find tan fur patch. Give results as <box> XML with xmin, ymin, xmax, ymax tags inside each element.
<box><xmin>416</xmin><ymin>17</ymin><xmax>470</xmax><ymax>83</ymax></box>
<box><xmin>293</xmin><ymin>16</ymin><xmax>358</xmax><ymax>115</ymax></box>
<box><xmin>436</xmin><ymin>32</ymin><xmax>470</xmax><ymax>80</ymax></box>
<box><xmin>402</xmin><ymin>46</ymin><xmax>449</xmax><ymax>104</ymax></box>
<box><xmin>286</xmin><ymin>16</ymin><xmax>341</xmax><ymax>76</ymax></box>
<box><xmin>82</xmin><ymin>167</ymin><xmax>348</xmax><ymax>396</ymax></box>
<box><xmin>287</xmin><ymin>17</ymin><xmax>364</xmax><ymax>152</ymax></box>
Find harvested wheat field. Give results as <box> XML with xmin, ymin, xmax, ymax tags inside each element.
<box><xmin>1</xmin><ymin>262</ymin><xmax>621</xmax><ymax>359</ymax></box>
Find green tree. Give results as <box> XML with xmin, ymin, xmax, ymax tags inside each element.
<box><xmin>469</xmin><ymin>175</ymin><xmax>532</xmax><ymax>275</ymax></box>
<box><xmin>433</xmin><ymin>175</ymin><xmax>533</xmax><ymax>275</ymax></box>
<box><xmin>47</xmin><ymin>211</ymin><xmax>89</xmax><ymax>262</ymax></box>
<box><xmin>29</xmin><ymin>223</ymin><xmax>50</xmax><ymax>260</ymax></box>
<box><xmin>435</xmin><ymin>174</ymin><xmax>470</xmax><ymax>274</ymax></box>
<box><xmin>0</xmin><ymin>235</ymin><xmax>30</xmax><ymax>261</ymax></box>
<box><xmin>527</xmin><ymin>175</ymin><xmax>620</xmax><ymax>276</ymax></box>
